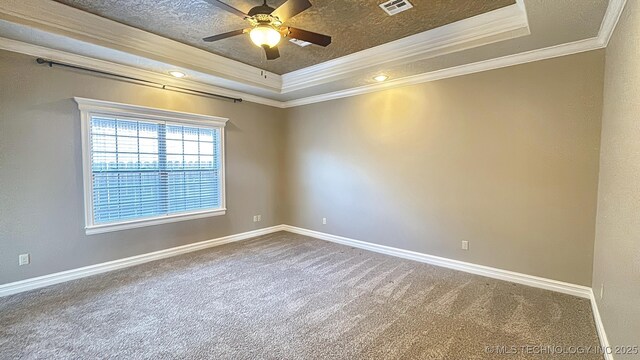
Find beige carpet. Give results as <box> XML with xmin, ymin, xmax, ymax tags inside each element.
<box><xmin>0</xmin><ymin>231</ymin><xmax>601</xmax><ymax>359</ymax></box>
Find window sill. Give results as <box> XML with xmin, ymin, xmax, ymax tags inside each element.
<box><xmin>85</xmin><ymin>209</ymin><xmax>226</xmax><ymax>235</ymax></box>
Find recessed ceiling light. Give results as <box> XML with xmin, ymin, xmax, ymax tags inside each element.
<box><xmin>373</xmin><ymin>75</ymin><xmax>389</xmax><ymax>82</ymax></box>
<box><xmin>169</xmin><ymin>71</ymin><xmax>186</xmax><ymax>78</ymax></box>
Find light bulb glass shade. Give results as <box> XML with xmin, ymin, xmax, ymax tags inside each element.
<box><xmin>250</xmin><ymin>25</ymin><xmax>281</xmax><ymax>48</ymax></box>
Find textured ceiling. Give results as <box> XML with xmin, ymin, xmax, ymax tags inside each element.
<box><xmin>53</xmin><ymin>0</ymin><xmax>515</xmax><ymax>74</ymax></box>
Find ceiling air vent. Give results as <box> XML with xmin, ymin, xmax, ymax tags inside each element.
<box><xmin>290</xmin><ymin>38</ymin><xmax>312</xmax><ymax>47</ymax></box>
<box><xmin>379</xmin><ymin>0</ymin><xmax>413</xmax><ymax>16</ymax></box>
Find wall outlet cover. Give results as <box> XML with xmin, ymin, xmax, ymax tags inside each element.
<box><xmin>19</xmin><ymin>253</ymin><xmax>30</xmax><ymax>266</ymax></box>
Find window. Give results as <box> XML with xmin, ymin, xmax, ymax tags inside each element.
<box><xmin>76</xmin><ymin>98</ymin><xmax>227</xmax><ymax>234</ymax></box>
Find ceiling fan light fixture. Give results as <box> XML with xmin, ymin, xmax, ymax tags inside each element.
<box><xmin>249</xmin><ymin>25</ymin><xmax>281</xmax><ymax>48</ymax></box>
<box><xmin>202</xmin><ymin>0</ymin><xmax>330</xmax><ymax>60</ymax></box>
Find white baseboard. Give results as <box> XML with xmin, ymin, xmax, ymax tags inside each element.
<box><xmin>282</xmin><ymin>225</ymin><xmax>618</xmax><ymax>354</ymax></box>
<box><xmin>0</xmin><ymin>223</ymin><xmax>594</xmax><ymax>300</ymax></box>
<box><xmin>2</xmin><ymin>223</ymin><xmax>611</xmax><ymax>356</ymax></box>
<box><xmin>590</xmin><ymin>290</ymin><xmax>614</xmax><ymax>360</ymax></box>
<box><xmin>281</xmin><ymin>225</ymin><xmax>592</xmax><ymax>299</ymax></box>
<box><xmin>283</xmin><ymin>225</ymin><xmax>620</xmax><ymax>355</ymax></box>
<box><xmin>0</xmin><ymin>225</ymin><xmax>285</xmax><ymax>297</ymax></box>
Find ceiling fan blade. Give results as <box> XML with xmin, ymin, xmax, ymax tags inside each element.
<box><xmin>203</xmin><ymin>28</ymin><xmax>248</xmax><ymax>42</ymax></box>
<box><xmin>271</xmin><ymin>0</ymin><xmax>312</xmax><ymax>22</ymax></box>
<box><xmin>282</xmin><ymin>27</ymin><xmax>331</xmax><ymax>47</ymax></box>
<box><xmin>263</xmin><ymin>45</ymin><xmax>280</xmax><ymax>60</ymax></box>
<box><xmin>202</xmin><ymin>0</ymin><xmax>248</xmax><ymax>18</ymax></box>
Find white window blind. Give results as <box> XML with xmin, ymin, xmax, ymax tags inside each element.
<box><xmin>77</xmin><ymin>98</ymin><xmax>227</xmax><ymax>234</ymax></box>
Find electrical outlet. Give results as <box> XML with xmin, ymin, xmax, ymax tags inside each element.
<box><xmin>253</xmin><ymin>215</ymin><xmax>258</xmax><ymax>222</ymax></box>
<box><xmin>19</xmin><ymin>253</ymin><xmax>30</xmax><ymax>266</ymax></box>
<box><xmin>322</xmin><ymin>217</ymin><xmax>327</xmax><ymax>225</ymax></box>
<box><xmin>461</xmin><ymin>241</ymin><xmax>469</xmax><ymax>250</ymax></box>
<box><xmin>600</xmin><ymin>283</ymin><xmax>604</xmax><ymax>299</ymax></box>
<box><xmin>257</xmin><ymin>215</ymin><xmax>261</xmax><ymax>222</ymax></box>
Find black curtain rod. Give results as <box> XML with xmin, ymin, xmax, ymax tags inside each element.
<box><xmin>35</xmin><ymin>58</ymin><xmax>243</xmax><ymax>103</ymax></box>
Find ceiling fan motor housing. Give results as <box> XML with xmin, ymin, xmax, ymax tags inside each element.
<box><xmin>248</xmin><ymin>13</ymin><xmax>283</xmax><ymax>28</ymax></box>
<box><xmin>248</xmin><ymin>4</ymin><xmax>276</xmax><ymax>17</ymax></box>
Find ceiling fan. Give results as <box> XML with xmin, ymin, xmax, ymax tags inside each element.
<box><xmin>202</xmin><ymin>0</ymin><xmax>331</xmax><ymax>60</ymax></box>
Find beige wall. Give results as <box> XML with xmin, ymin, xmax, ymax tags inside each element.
<box><xmin>284</xmin><ymin>50</ymin><xmax>605</xmax><ymax>286</ymax></box>
<box><xmin>0</xmin><ymin>50</ymin><xmax>286</xmax><ymax>284</ymax></box>
<box><xmin>592</xmin><ymin>1</ymin><xmax>640</xmax><ymax>356</ymax></box>
<box><xmin>0</xmin><ymin>48</ymin><xmax>608</xmax><ymax>289</ymax></box>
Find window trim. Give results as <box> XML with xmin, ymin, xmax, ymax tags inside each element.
<box><xmin>75</xmin><ymin>97</ymin><xmax>228</xmax><ymax>235</ymax></box>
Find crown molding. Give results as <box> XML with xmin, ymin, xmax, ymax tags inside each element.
<box><xmin>282</xmin><ymin>37</ymin><xmax>604</xmax><ymax>107</ymax></box>
<box><xmin>281</xmin><ymin>0</ymin><xmax>626</xmax><ymax>108</ymax></box>
<box><xmin>0</xmin><ymin>37</ymin><xmax>286</xmax><ymax>108</ymax></box>
<box><xmin>0</xmin><ymin>0</ymin><xmax>530</xmax><ymax>96</ymax></box>
<box><xmin>0</xmin><ymin>0</ymin><xmax>626</xmax><ymax>109</ymax></box>
<box><xmin>597</xmin><ymin>0</ymin><xmax>627</xmax><ymax>47</ymax></box>
<box><xmin>0</xmin><ymin>0</ymin><xmax>282</xmax><ymax>91</ymax></box>
<box><xmin>0</xmin><ymin>34</ymin><xmax>609</xmax><ymax>110</ymax></box>
<box><xmin>280</xmin><ymin>0</ymin><xmax>530</xmax><ymax>93</ymax></box>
